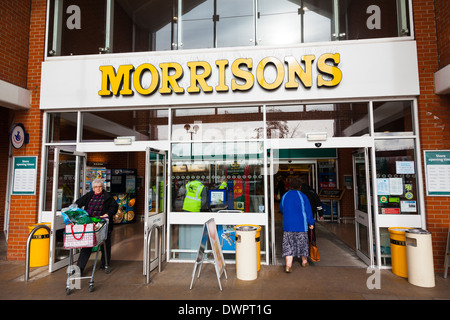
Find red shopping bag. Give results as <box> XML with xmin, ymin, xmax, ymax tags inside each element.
<box><xmin>63</xmin><ymin>223</ymin><xmax>96</xmax><ymax>249</ymax></box>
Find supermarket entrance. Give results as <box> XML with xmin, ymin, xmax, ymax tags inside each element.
<box><xmin>47</xmin><ymin>147</ymin><xmax>167</xmax><ymax>275</ymax></box>
<box><xmin>82</xmin><ymin>148</ymin><xmax>166</xmax><ymax>275</ymax></box>
<box><xmin>269</xmin><ymin>146</ymin><xmax>372</xmax><ymax>268</ymax></box>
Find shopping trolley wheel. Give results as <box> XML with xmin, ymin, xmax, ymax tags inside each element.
<box><xmin>104</xmin><ymin>266</ymin><xmax>110</xmax><ymax>274</ymax></box>
<box><xmin>66</xmin><ymin>288</ymin><xmax>71</xmax><ymax>295</ymax></box>
<box><xmin>89</xmin><ymin>284</ymin><xmax>94</xmax><ymax>292</ymax></box>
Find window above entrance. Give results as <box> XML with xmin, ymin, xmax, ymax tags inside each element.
<box><xmin>266</xmin><ymin>103</ymin><xmax>369</xmax><ymax>138</ymax></box>
<box><xmin>46</xmin><ymin>0</ymin><xmax>412</xmax><ymax>57</ymax></box>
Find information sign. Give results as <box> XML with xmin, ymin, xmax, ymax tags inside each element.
<box><xmin>12</xmin><ymin>156</ymin><xmax>37</xmax><ymax>195</ymax></box>
<box><xmin>424</xmin><ymin>150</ymin><xmax>450</xmax><ymax>196</ymax></box>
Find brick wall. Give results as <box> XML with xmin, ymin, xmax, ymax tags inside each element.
<box><xmin>0</xmin><ymin>1</ymin><xmax>31</xmax><ymax>231</ymax></box>
<box><xmin>435</xmin><ymin>0</ymin><xmax>450</xmax><ymax>68</ymax></box>
<box><xmin>414</xmin><ymin>0</ymin><xmax>450</xmax><ymax>273</ymax></box>
<box><xmin>6</xmin><ymin>0</ymin><xmax>46</xmax><ymax>260</ymax></box>
<box><xmin>0</xmin><ymin>0</ymin><xmax>31</xmax><ymax>87</ymax></box>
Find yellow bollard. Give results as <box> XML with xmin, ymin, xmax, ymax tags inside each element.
<box><xmin>28</xmin><ymin>223</ymin><xmax>51</xmax><ymax>267</ymax></box>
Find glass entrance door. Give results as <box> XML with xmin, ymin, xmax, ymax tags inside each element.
<box><xmin>144</xmin><ymin>147</ymin><xmax>167</xmax><ymax>274</ymax></box>
<box><xmin>49</xmin><ymin>148</ymin><xmax>86</xmax><ymax>272</ymax></box>
<box><xmin>352</xmin><ymin>148</ymin><xmax>374</xmax><ymax>266</ymax></box>
<box><xmin>269</xmin><ymin>152</ymin><xmax>318</xmax><ymax>265</ymax></box>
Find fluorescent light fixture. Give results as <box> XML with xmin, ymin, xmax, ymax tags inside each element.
<box><xmin>114</xmin><ymin>136</ymin><xmax>135</xmax><ymax>145</ymax></box>
<box><xmin>306</xmin><ymin>132</ymin><xmax>327</xmax><ymax>141</ymax></box>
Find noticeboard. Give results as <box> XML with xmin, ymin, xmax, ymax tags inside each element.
<box><xmin>424</xmin><ymin>150</ymin><xmax>450</xmax><ymax>196</ymax></box>
<box><xmin>318</xmin><ymin>188</ymin><xmax>345</xmax><ymax>200</ymax></box>
<box><xmin>12</xmin><ymin>156</ymin><xmax>38</xmax><ymax>195</ymax></box>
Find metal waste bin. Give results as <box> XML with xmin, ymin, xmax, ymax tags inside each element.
<box><xmin>406</xmin><ymin>229</ymin><xmax>435</xmax><ymax>288</ymax></box>
<box><xmin>236</xmin><ymin>224</ymin><xmax>261</xmax><ymax>271</ymax></box>
<box><xmin>388</xmin><ymin>227</ymin><xmax>413</xmax><ymax>278</ymax></box>
<box><xmin>235</xmin><ymin>225</ymin><xmax>258</xmax><ymax>280</ymax></box>
<box><xmin>28</xmin><ymin>223</ymin><xmax>51</xmax><ymax>267</ymax></box>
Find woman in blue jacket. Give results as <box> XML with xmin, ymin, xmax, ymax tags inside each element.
<box><xmin>279</xmin><ymin>177</ymin><xmax>315</xmax><ymax>272</ymax></box>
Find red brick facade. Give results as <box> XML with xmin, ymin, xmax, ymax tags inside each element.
<box><xmin>414</xmin><ymin>0</ymin><xmax>450</xmax><ymax>272</ymax></box>
<box><xmin>1</xmin><ymin>0</ymin><xmax>449</xmax><ymax>273</ymax></box>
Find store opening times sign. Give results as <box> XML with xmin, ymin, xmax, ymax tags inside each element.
<box><xmin>12</xmin><ymin>156</ymin><xmax>37</xmax><ymax>195</ymax></box>
<box><xmin>424</xmin><ymin>150</ymin><xmax>450</xmax><ymax>196</ymax></box>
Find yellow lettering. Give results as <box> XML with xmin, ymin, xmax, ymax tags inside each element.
<box><xmin>133</xmin><ymin>63</ymin><xmax>159</xmax><ymax>95</ymax></box>
<box><xmin>215</xmin><ymin>59</ymin><xmax>229</xmax><ymax>92</ymax></box>
<box><xmin>159</xmin><ymin>62</ymin><xmax>184</xmax><ymax>94</ymax></box>
<box><xmin>256</xmin><ymin>57</ymin><xmax>284</xmax><ymax>90</ymax></box>
<box><xmin>317</xmin><ymin>53</ymin><xmax>342</xmax><ymax>87</ymax></box>
<box><xmin>187</xmin><ymin>61</ymin><xmax>213</xmax><ymax>93</ymax></box>
<box><xmin>285</xmin><ymin>55</ymin><xmax>315</xmax><ymax>89</ymax></box>
<box><xmin>231</xmin><ymin>58</ymin><xmax>254</xmax><ymax>91</ymax></box>
<box><xmin>98</xmin><ymin>65</ymin><xmax>134</xmax><ymax>96</ymax></box>
<box><xmin>99</xmin><ymin>53</ymin><xmax>343</xmax><ymax>97</ymax></box>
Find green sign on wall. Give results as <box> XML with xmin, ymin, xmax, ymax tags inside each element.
<box><xmin>424</xmin><ymin>150</ymin><xmax>450</xmax><ymax>196</ymax></box>
<box><xmin>12</xmin><ymin>156</ymin><xmax>37</xmax><ymax>195</ymax></box>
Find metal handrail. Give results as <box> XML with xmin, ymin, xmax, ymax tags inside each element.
<box><xmin>145</xmin><ymin>224</ymin><xmax>163</xmax><ymax>284</ymax></box>
<box><xmin>25</xmin><ymin>224</ymin><xmax>51</xmax><ymax>281</ymax></box>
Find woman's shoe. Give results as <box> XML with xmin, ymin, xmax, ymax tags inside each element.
<box><xmin>301</xmin><ymin>261</ymin><xmax>308</xmax><ymax>267</ymax></box>
<box><xmin>285</xmin><ymin>266</ymin><xmax>292</xmax><ymax>273</ymax></box>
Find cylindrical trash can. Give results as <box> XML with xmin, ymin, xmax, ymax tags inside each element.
<box><xmin>236</xmin><ymin>224</ymin><xmax>261</xmax><ymax>271</ymax></box>
<box><xmin>406</xmin><ymin>229</ymin><xmax>435</xmax><ymax>288</ymax></box>
<box><xmin>28</xmin><ymin>223</ymin><xmax>51</xmax><ymax>267</ymax></box>
<box><xmin>235</xmin><ymin>225</ymin><xmax>257</xmax><ymax>281</ymax></box>
<box><xmin>388</xmin><ymin>227</ymin><xmax>413</xmax><ymax>278</ymax></box>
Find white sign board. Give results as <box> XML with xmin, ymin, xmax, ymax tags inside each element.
<box><xmin>40</xmin><ymin>41</ymin><xmax>420</xmax><ymax>110</ymax></box>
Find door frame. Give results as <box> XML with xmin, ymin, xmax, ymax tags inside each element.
<box><xmin>268</xmin><ymin>136</ymin><xmax>374</xmax><ymax>265</ymax></box>
<box><xmin>269</xmin><ymin>157</ymin><xmax>318</xmax><ymax>264</ymax></box>
<box><xmin>352</xmin><ymin>148</ymin><xmax>375</xmax><ymax>266</ymax></box>
<box><xmin>143</xmin><ymin>147</ymin><xmax>167</xmax><ymax>275</ymax></box>
<box><xmin>49</xmin><ymin>147</ymin><xmax>87</xmax><ymax>272</ymax></box>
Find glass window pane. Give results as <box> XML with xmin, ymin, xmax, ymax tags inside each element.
<box><xmin>47</xmin><ymin>113</ymin><xmax>77</xmax><ymax>143</ymax></box>
<box><xmin>82</xmin><ymin>110</ymin><xmax>168</xmax><ymax>142</ymax></box>
<box><xmin>113</xmin><ymin>0</ymin><xmax>174</xmax><ymax>53</ymax></box>
<box><xmin>170</xmin><ymin>141</ymin><xmax>265</xmax><ymax>213</ymax></box>
<box><xmin>171</xmin><ymin>106</ymin><xmax>263</xmax><ymax>141</ymax></box>
<box><xmin>303</xmin><ymin>0</ymin><xmax>333</xmax><ymax>43</ymax></box>
<box><xmin>373</xmin><ymin>101</ymin><xmax>413</xmax><ymax>135</ymax></box>
<box><xmin>375</xmin><ymin>139</ymin><xmax>419</xmax><ymax>215</ymax></box>
<box><xmin>258</xmin><ymin>0</ymin><xmax>301</xmax><ymax>46</ymax></box>
<box><xmin>266</xmin><ymin>103</ymin><xmax>369</xmax><ymax>138</ymax></box>
<box><xmin>180</xmin><ymin>0</ymin><xmax>214</xmax><ymax>50</ymax></box>
<box><xmin>216</xmin><ymin>0</ymin><xmax>254</xmax><ymax>48</ymax></box>
<box><xmin>339</xmin><ymin>0</ymin><xmax>410</xmax><ymax>41</ymax></box>
<box><xmin>47</xmin><ymin>0</ymin><xmax>106</xmax><ymax>56</ymax></box>
<box><xmin>43</xmin><ymin>145</ymin><xmax>77</xmax><ymax>211</ymax></box>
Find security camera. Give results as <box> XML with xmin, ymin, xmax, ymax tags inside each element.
<box><xmin>315</xmin><ymin>143</ymin><xmax>322</xmax><ymax>148</ymax></box>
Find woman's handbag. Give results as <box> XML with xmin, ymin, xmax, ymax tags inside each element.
<box><xmin>309</xmin><ymin>228</ymin><xmax>320</xmax><ymax>262</ymax></box>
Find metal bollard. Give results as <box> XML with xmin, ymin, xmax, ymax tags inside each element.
<box><xmin>25</xmin><ymin>224</ymin><xmax>51</xmax><ymax>281</ymax></box>
<box><xmin>145</xmin><ymin>224</ymin><xmax>163</xmax><ymax>284</ymax></box>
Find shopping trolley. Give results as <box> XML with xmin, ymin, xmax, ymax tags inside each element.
<box><xmin>63</xmin><ymin>219</ymin><xmax>110</xmax><ymax>295</ymax></box>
